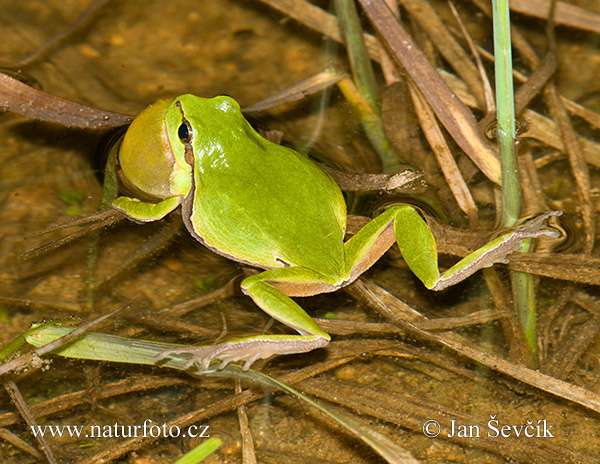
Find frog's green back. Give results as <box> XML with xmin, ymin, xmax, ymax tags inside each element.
<box><xmin>174</xmin><ymin>96</ymin><xmax>347</xmax><ymax>278</ymax></box>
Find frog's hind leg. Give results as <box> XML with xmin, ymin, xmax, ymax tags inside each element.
<box><xmin>423</xmin><ymin>210</ymin><xmax>561</xmax><ymax>290</ymax></box>
<box><xmin>343</xmin><ymin>205</ymin><xmax>425</xmax><ymax>286</ymax></box>
<box><xmin>156</xmin><ymin>267</ymin><xmax>333</xmax><ymax>371</ymax></box>
<box><xmin>344</xmin><ymin>205</ymin><xmax>561</xmax><ymax>291</ymax></box>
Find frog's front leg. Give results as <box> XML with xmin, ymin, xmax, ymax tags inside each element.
<box><xmin>344</xmin><ymin>205</ymin><xmax>561</xmax><ymax>291</ymax></box>
<box><xmin>156</xmin><ymin>267</ymin><xmax>332</xmax><ymax>371</ymax></box>
<box><xmin>112</xmin><ymin>195</ymin><xmax>182</xmax><ymax>222</ymax></box>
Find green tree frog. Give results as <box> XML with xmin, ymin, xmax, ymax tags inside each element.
<box><xmin>112</xmin><ymin>94</ymin><xmax>560</xmax><ymax>371</ymax></box>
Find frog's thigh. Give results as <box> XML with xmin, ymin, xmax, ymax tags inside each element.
<box><xmin>344</xmin><ymin>205</ymin><xmax>437</xmax><ymax>285</ymax></box>
<box><xmin>241</xmin><ymin>267</ymin><xmax>333</xmax><ymax>338</ymax></box>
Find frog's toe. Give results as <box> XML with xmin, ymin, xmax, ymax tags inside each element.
<box><xmin>186</xmin><ymin>352</ymin><xmax>215</xmax><ymax>371</ymax></box>
<box><xmin>518</xmin><ymin>211</ymin><xmax>562</xmax><ymax>238</ymax></box>
<box><xmin>155</xmin><ymin>345</ymin><xmax>220</xmax><ymax>371</ymax></box>
<box><xmin>156</xmin><ymin>343</ymin><xmax>263</xmax><ymax>372</ymax></box>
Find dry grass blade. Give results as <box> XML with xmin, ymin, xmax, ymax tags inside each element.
<box><xmin>316</xmin><ymin>309</ymin><xmax>505</xmax><ymax>333</ymax></box>
<box><xmin>82</xmin><ymin>352</ymin><xmax>362</xmax><ymax>463</ymax></box>
<box><xmin>0</xmin><ymin>72</ymin><xmax>132</xmax><ymax>128</ymax></box>
<box><xmin>160</xmin><ymin>278</ymin><xmax>238</xmax><ymax>315</ymax></box>
<box><xmin>347</xmin><ymin>279</ymin><xmax>600</xmax><ymax>415</ymax></box>
<box><xmin>3</xmin><ymin>378</ymin><xmax>57</xmax><ymax>464</ymax></box>
<box><xmin>242</xmin><ymin>70</ymin><xmax>343</xmax><ymax>113</ymax></box>
<box><xmin>511</xmin><ymin>0</ymin><xmax>600</xmax><ymax>33</ymax></box>
<box><xmin>408</xmin><ymin>79</ymin><xmax>478</xmax><ymax>225</ymax></box>
<box><xmin>544</xmin><ymin>85</ymin><xmax>595</xmax><ymax>253</ymax></box>
<box><xmin>20</xmin><ymin>208</ymin><xmax>126</xmax><ymax>260</ymax></box>
<box><xmin>539</xmin><ymin>4</ymin><xmax>594</xmax><ymax>254</ymax></box>
<box><xmin>526</xmin><ymin>109</ymin><xmax>600</xmax><ymax>169</ymax></box>
<box><xmin>91</xmin><ymin>216</ymin><xmax>181</xmax><ymax>291</ymax></box>
<box><xmin>319</xmin><ymin>163</ymin><xmax>423</xmax><ymax>192</ymax></box>
<box><xmin>562</xmin><ymin>98</ymin><xmax>600</xmax><ymax>131</ymax></box>
<box><xmin>379</xmin><ymin>0</ymin><xmax>401</xmax><ymax>84</ymax></box>
<box><xmin>414</xmin><ymin>309</ymin><xmax>505</xmax><ymax>331</ymax></box>
<box><xmin>399</xmin><ymin>0</ymin><xmax>485</xmax><ymax>107</ymax></box>
<box><xmin>299</xmin><ymin>378</ymin><xmax>587</xmax><ymax>463</ymax></box>
<box><xmin>448</xmin><ymin>0</ymin><xmax>496</xmax><ymax>113</ymax></box>
<box><xmin>358</xmin><ymin>0</ymin><xmax>501</xmax><ymax>183</ymax></box>
<box><xmin>256</xmin><ymin>0</ymin><xmax>383</xmax><ymax>60</ymax></box>
<box><xmin>235</xmin><ymin>381</ymin><xmax>257</xmax><ymax>464</ymax></box>
<box><xmin>438</xmin><ymin>67</ymin><xmax>600</xmax><ymax>169</ymax></box>
<box><xmin>477</xmin><ymin>52</ymin><xmax>558</xmax><ymax>133</ymax></box>
<box><xmin>0</xmin><ymin>427</ymin><xmax>43</xmax><ymax>460</ymax></box>
<box><xmin>541</xmin><ymin>314</ymin><xmax>600</xmax><ymax>380</ymax></box>
<box><xmin>513</xmin><ymin>53</ymin><xmax>557</xmax><ymax>115</ymax></box>
<box><xmin>0</xmin><ymin>376</ymin><xmax>192</xmax><ymax>428</ymax></box>
<box><xmin>469</xmin><ymin>0</ymin><xmax>600</xmax><ymax>33</ymax></box>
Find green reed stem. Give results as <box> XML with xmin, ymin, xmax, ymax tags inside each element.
<box><xmin>334</xmin><ymin>0</ymin><xmax>379</xmax><ymax>111</ymax></box>
<box><xmin>493</xmin><ymin>0</ymin><xmax>537</xmax><ymax>363</ymax></box>
<box><xmin>493</xmin><ymin>0</ymin><xmax>521</xmax><ymax>226</ymax></box>
<box><xmin>334</xmin><ymin>0</ymin><xmax>402</xmax><ymax>172</ymax></box>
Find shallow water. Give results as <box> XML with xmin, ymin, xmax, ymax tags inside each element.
<box><xmin>0</xmin><ymin>1</ymin><xmax>599</xmax><ymax>463</ymax></box>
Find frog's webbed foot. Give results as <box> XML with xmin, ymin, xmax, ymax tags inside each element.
<box><xmin>155</xmin><ymin>335</ymin><xmax>329</xmax><ymax>372</ymax></box>
<box><xmin>430</xmin><ymin>211</ymin><xmax>563</xmax><ymax>291</ymax></box>
<box><xmin>515</xmin><ymin>210</ymin><xmax>562</xmax><ymax>237</ymax></box>
<box><xmin>155</xmin><ymin>343</ymin><xmax>258</xmax><ymax>371</ymax></box>
<box><xmin>489</xmin><ymin>210</ymin><xmax>563</xmax><ymax>264</ymax></box>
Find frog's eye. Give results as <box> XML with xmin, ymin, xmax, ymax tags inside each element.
<box><xmin>178</xmin><ymin>121</ymin><xmax>192</xmax><ymax>143</ymax></box>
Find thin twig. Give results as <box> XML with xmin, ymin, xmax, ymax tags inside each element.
<box><xmin>3</xmin><ymin>378</ymin><xmax>57</xmax><ymax>464</ymax></box>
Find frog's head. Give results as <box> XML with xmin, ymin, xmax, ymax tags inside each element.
<box><xmin>170</xmin><ymin>94</ymin><xmax>251</xmax><ymax>151</ymax></box>
<box><xmin>117</xmin><ymin>94</ymin><xmax>246</xmax><ymax>202</ymax></box>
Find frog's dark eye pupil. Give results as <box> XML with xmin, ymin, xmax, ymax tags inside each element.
<box><xmin>178</xmin><ymin>122</ymin><xmax>192</xmax><ymax>143</ymax></box>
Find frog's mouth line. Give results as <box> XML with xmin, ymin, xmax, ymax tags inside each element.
<box><xmin>173</xmin><ymin>100</ymin><xmax>195</xmax><ymax>167</ymax></box>
<box><xmin>275</xmin><ymin>257</ymin><xmax>291</xmax><ymax>267</ymax></box>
